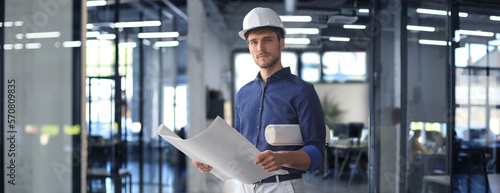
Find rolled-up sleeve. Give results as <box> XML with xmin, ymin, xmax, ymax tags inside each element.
<box><xmin>296</xmin><ymin>84</ymin><xmax>326</xmax><ymax>170</ymax></box>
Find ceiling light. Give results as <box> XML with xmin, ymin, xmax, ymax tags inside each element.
<box><xmin>329</xmin><ymin>37</ymin><xmax>350</xmax><ymax>42</ymax></box>
<box><xmin>343</xmin><ymin>25</ymin><xmax>366</xmax><ymax>29</ymax></box>
<box><xmin>417</xmin><ymin>8</ymin><xmax>447</xmax><ymax>15</ymax></box>
<box><xmin>358</xmin><ymin>9</ymin><xmax>369</xmax><ymax>13</ymax></box>
<box><xmin>142</xmin><ymin>39</ymin><xmax>151</xmax><ymax>46</ymax></box>
<box><xmin>63</xmin><ymin>41</ymin><xmax>82</xmax><ymax>48</ymax></box>
<box><xmin>14</xmin><ymin>21</ymin><xmax>23</xmax><ymax>26</ymax></box>
<box><xmin>285</xmin><ymin>38</ymin><xmax>310</xmax><ymax>45</ymax></box>
<box><xmin>114</xmin><ymin>21</ymin><xmax>161</xmax><ymax>28</ymax></box>
<box><xmin>97</xmin><ymin>34</ymin><xmax>116</xmax><ymax>40</ymax></box>
<box><xmin>119</xmin><ymin>42</ymin><xmax>137</xmax><ymax>48</ymax></box>
<box><xmin>25</xmin><ymin>43</ymin><xmax>42</xmax><ymax>49</ymax></box>
<box><xmin>490</xmin><ymin>16</ymin><xmax>500</xmax><ymax>21</ymax></box>
<box><xmin>3</xmin><ymin>21</ymin><xmax>13</xmax><ymax>27</ymax></box>
<box><xmin>286</xmin><ymin>28</ymin><xmax>319</xmax><ymax>35</ymax></box>
<box><xmin>86</xmin><ymin>31</ymin><xmax>100</xmax><ymax>38</ymax></box>
<box><xmin>25</xmin><ymin>31</ymin><xmax>61</xmax><ymax>39</ymax></box>
<box><xmin>155</xmin><ymin>41</ymin><xmax>179</xmax><ymax>47</ymax></box>
<box><xmin>458</xmin><ymin>29</ymin><xmax>494</xmax><ymax>37</ymax></box>
<box><xmin>138</xmin><ymin>32</ymin><xmax>179</xmax><ymax>38</ymax></box>
<box><xmin>86</xmin><ymin>23</ymin><xmax>94</xmax><ymax>29</ymax></box>
<box><xmin>86</xmin><ymin>0</ymin><xmax>107</xmax><ymax>7</ymax></box>
<box><xmin>417</xmin><ymin>8</ymin><xmax>468</xmax><ymax>17</ymax></box>
<box><xmin>419</xmin><ymin>39</ymin><xmax>449</xmax><ymax>46</ymax></box>
<box><xmin>458</xmin><ymin>12</ymin><xmax>468</xmax><ymax>17</ymax></box>
<box><xmin>279</xmin><ymin>16</ymin><xmax>312</xmax><ymax>22</ymax></box>
<box><xmin>14</xmin><ymin>44</ymin><xmax>23</xmax><ymax>49</ymax></box>
<box><xmin>4</xmin><ymin>44</ymin><xmax>13</xmax><ymax>50</ymax></box>
<box><xmin>15</xmin><ymin>34</ymin><xmax>23</xmax><ymax>39</ymax></box>
<box><xmin>407</xmin><ymin>25</ymin><xmax>435</xmax><ymax>32</ymax></box>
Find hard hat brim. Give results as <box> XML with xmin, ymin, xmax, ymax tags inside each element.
<box><xmin>238</xmin><ymin>25</ymin><xmax>286</xmax><ymax>41</ymax></box>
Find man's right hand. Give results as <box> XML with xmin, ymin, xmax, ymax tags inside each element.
<box><xmin>191</xmin><ymin>161</ymin><xmax>213</xmax><ymax>173</ymax></box>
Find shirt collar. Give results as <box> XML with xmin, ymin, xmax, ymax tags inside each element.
<box><xmin>255</xmin><ymin>67</ymin><xmax>291</xmax><ymax>80</ymax></box>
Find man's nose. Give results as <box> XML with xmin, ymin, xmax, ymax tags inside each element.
<box><xmin>257</xmin><ymin>42</ymin><xmax>265</xmax><ymax>52</ymax></box>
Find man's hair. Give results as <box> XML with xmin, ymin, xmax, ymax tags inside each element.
<box><xmin>244</xmin><ymin>26</ymin><xmax>285</xmax><ymax>41</ymax></box>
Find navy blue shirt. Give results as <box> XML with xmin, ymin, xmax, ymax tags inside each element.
<box><xmin>235</xmin><ymin>67</ymin><xmax>325</xmax><ymax>174</ymax></box>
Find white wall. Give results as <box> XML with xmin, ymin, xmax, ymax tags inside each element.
<box><xmin>314</xmin><ymin>83</ymin><xmax>370</xmax><ymax>126</ymax></box>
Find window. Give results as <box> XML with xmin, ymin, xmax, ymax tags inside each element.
<box><xmin>163</xmin><ymin>85</ymin><xmax>188</xmax><ymax>132</ymax></box>
<box><xmin>322</xmin><ymin>51</ymin><xmax>367</xmax><ymax>82</ymax></box>
<box><xmin>301</xmin><ymin>52</ymin><xmax>321</xmax><ymax>83</ymax></box>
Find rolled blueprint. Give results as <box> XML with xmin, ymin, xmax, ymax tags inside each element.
<box><xmin>265</xmin><ymin>124</ymin><xmax>330</xmax><ymax>146</ymax></box>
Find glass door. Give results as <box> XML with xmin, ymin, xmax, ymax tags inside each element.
<box><xmin>452</xmin><ymin>1</ymin><xmax>500</xmax><ymax>191</ymax></box>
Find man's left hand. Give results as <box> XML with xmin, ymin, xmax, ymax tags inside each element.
<box><xmin>254</xmin><ymin>150</ymin><xmax>282</xmax><ymax>172</ymax></box>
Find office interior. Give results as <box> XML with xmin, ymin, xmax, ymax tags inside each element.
<box><xmin>1</xmin><ymin>0</ymin><xmax>499</xmax><ymax>192</ymax></box>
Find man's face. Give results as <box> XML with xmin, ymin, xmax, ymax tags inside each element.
<box><xmin>247</xmin><ymin>29</ymin><xmax>285</xmax><ymax>69</ymax></box>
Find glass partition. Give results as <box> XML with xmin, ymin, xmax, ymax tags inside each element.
<box><xmin>2</xmin><ymin>0</ymin><xmax>84</xmax><ymax>192</ymax></box>
<box><xmin>452</xmin><ymin>2</ymin><xmax>500</xmax><ymax>191</ymax></box>
<box><xmin>405</xmin><ymin>1</ymin><xmax>451</xmax><ymax>193</ymax></box>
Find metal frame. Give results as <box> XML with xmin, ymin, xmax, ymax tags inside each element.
<box><xmin>113</xmin><ymin>1</ymin><xmax>124</xmax><ymax>193</ymax></box>
<box><xmin>400</xmin><ymin>0</ymin><xmax>409</xmax><ymax>193</ymax></box>
<box><xmin>72</xmin><ymin>1</ymin><xmax>83</xmax><ymax>192</ymax></box>
<box><xmin>0</xmin><ymin>0</ymin><xmax>5</xmax><ymax>190</ymax></box>
<box><xmin>449</xmin><ymin>0</ymin><xmax>459</xmax><ymax>191</ymax></box>
<box><xmin>368</xmin><ymin>0</ymin><xmax>379</xmax><ymax>192</ymax></box>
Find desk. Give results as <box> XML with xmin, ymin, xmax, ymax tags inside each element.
<box><xmin>329</xmin><ymin>144</ymin><xmax>368</xmax><ymax>183</ymax></box>
<box><xmin>422</xmin><ymin>174</ymin><xmax>499</xmax><ymax>193</ymax></box>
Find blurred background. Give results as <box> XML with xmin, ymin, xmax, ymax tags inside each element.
<box><xmin>1</xmin><ymin>0</ymin><xmax>499</xmax><ymax>192</ymax></box>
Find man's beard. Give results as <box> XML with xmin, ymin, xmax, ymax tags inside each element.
<box><xmin>256</xmin><ymin>54</ymin><xmax>280</xmax><ymax>69</ymax></box>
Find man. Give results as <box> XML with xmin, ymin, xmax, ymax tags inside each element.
<box><xmin>192</xmin><ymin>7</ymin><xmax>325</xmax><ymax>193</ymax></box>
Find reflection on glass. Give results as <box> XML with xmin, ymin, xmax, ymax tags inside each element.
<box><xmin>453</xmin><ymin>6</ymin><xmax>500</xmax><ymax>191</ymax></box>
<box><xmin>322</xmin><ymin>51</ymin><xmax>366</xmax><ymax>82</ymax></box>
<box><xmin>301</xmin><ymin>52</ymin><xmax>320</xmax><ymax>83</ymax></box>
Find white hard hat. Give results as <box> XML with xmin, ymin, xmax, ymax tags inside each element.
<box><xmin>238</xmin><ymin>7</ymin><xmax>286</xmax><ymax>40</ymax></box>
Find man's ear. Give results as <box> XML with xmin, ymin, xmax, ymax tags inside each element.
<box><xmin>280</xmin><ymin>38</ymin><xmax>285</xmax><ymax>50</ymax></box>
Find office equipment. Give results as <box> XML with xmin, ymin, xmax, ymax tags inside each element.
<box><xmin>332</xmin><ymin>124</ymin><xmax>347</xmax><ymax>137</ymax></box>
<box><xmin>348</xmin><ymin>122</ymin><xmax>364</xmax><ymax>145</ymax></box>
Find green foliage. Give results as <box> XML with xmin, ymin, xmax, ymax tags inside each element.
<box><xmin>322</xmin><ymin>94</ymin><xmax>344</xmax><ymax>128</ymax></box>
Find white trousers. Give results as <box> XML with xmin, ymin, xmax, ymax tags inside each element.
<box><xmin>236</xmin><ymin>178</ymin><xmax>307</xmax><ymax>193</ymax></box>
